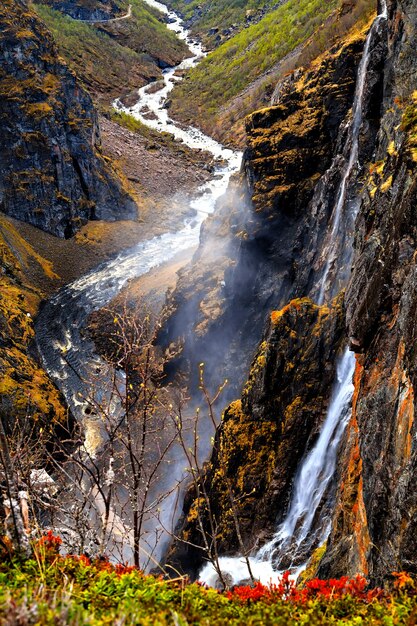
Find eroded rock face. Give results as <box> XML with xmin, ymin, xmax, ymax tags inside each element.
<box><xmin>164</xmin><ymin>6</ymin><xmax>407</xmax><ymax>580</ymax></box>
<box><xmin>0</xmin><ymin>216</ymin><xmax>67</xmax><ymax>431</ymax></box>
<box><xmin>0</xmin><ymin>0</ymin><xmax>137</xmax><ymax>238</ymax></box>
<box><xmin>319</xmin><ymin>0</ymin><xmax>417</xmax><ymax>584</ymax></box>
<box><xmin>168</xmin><ymin>297</ymin><xmax>345</xmax><ymax>578</ymax></box>
<box><xmin>160</xmin><ymin>34</ymin><xmax>366</xmax><ymax>399</ymax></box>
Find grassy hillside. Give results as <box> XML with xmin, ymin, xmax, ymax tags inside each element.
<box><xmin>33</xmin><ymin>0</ymin><xmax>189</xmax><ymax>105</ymax></box>
<box><xmin>169</xmin><ymin>0</ymin><xmax>375</xmax><ymax>146</ymax></box>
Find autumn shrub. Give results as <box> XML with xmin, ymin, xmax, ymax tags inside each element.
<box><xmin>0</xmin><ymin>545</ymin><xmax>416</xmax><ymax>625</ymax></box>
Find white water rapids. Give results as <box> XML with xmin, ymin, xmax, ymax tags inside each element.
<box><xmin>200</xmin><ymin>0</ymin><xmax>387</xmax><ymax>587</ymax></box>
<box><xmin>36</xmin><ymin>0</ymin><xmax>241</xmax><ymax>564</ymax></box>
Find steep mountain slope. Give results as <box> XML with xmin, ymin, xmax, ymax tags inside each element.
<box><xmin>169</xmin><ymin>296</ymin><xmax>346</xmax><ymax>578</ymax></box>
<box><xmin>164</xmin><ymin>3</ymin><xmax>392</xmax><ymax>578</ymax></box>
<box><xmin>166</xmin><ymin>0</ymin><xmax>417</xmax><ymax>586</ymax></box>
<box><xmin>319</xmin><ymin>0</ymin><xmax>417</xmax><ymax>583</ymax></box>
<box><xmin>0</xmin><ymin>0</ymin><xmax>137</xmax><ymax>238</ymax></box>
<box><xmin>0</xmin><ymin>215</ymin><xmax>67</xmax><ymax>431</ymax></box>
<box><xmin>34</xmin><ymin>0</ymin><xmax>189</xmax><ymax>105</ymax></box>
<box><xmin>168</xmin><ymin>0</ymin><xmax>375</xmax><ymax>145</ymax></box>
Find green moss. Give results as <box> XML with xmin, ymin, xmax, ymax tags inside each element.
<box><xmin>0</xmin><ymin>218</ymin><xmax>66</xmax><ymax>425</ymax></box>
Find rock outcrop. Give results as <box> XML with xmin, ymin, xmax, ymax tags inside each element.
<box><xmin>319</xmin><ymin>0</ymin><xmax>417</xmax><ymax>583</ymax></box>
<box><xmin>168</xmin><ymin>296</ymin><xmax>345</xmax><ymax>578</ymax></box>
<box><xmin>0</xmin><ymin>215</ymin><xmax>67</xmax><ymax>431</ymax></box>
<box><xmin>38</xmin><ymin>0</ymin><xmax>124</xmax><ymax>21</ymax></box>
<box><xmin>0</xmin><ymin>0</ymin><xmax>137</xmax><ymax>238</ymax></box>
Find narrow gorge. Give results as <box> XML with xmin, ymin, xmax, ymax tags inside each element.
<box><xmin>1</xmin><ymin>0</ymin><xmax>417</xmax><ymax>619</ymax></box>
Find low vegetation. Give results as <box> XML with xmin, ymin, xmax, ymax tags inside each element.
<box><xmin>0</xmin><ymin>537</ymin><xmax>416</xmax><ymax>625</ymax></box>
<box><xmin>108</xmin><ymin>108</ymin><xmax>212</xmax><ymax>165</ymax></box>
<box><xmin>169</xmin><ymin>0</ymin><xmax>375</xmax><ymax>146</ymax></box>
<box><xmin>33</xmin><ymin>0</ymin><xmax>189</xmax><ymax>104</ymax></box>
<box><xmin>168</xmin><ymin>0</ymin><xmax>274</xmax><ymax>47</ymax></box>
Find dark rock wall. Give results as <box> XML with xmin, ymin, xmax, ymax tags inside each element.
<box><xmin>38</xmin><ymin>0</ymin><xmax>124</xmax><ymax>21</ymax></box>
<box><xmin>320</xmin><ymin>0</ymin><xmax>417</xmax><ymax>583</ymax></box>
<box><xmin>168</xmin><ymin>296</ymin><xmax>345</xmax><ymax>577</ymax></box>
<box><xmin>0</xmin><ymin>0</ymin><xmax>137</xmax><ymax>238</ymax></box>
<box><xmin>167</xmin><ymin>0</ymin><xmax>417</xmax><ymax>582</ymax></box>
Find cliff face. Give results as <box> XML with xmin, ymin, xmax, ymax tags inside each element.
<box><xmin>0</xmin><ymin>0</ymin><xmax>137</xmax><ymax>238</ymax></box>
<box><xmin>38</xmin><ymin>0</ymin><xmax>124</xmax><ymax>20</ymax></box>
<box><xmin>320</xmin><ymin>0</ymin><xmax>417</xmax><ymax>583</ymax></box>
<box><xmin>169</xmin><ymin>297</ymin><xmax>345</xmax><ymax>577</ymax></box>
<box><xmin>160</xmin><ymin>32</ymin><xmax>366</xmax><ymax>398</ymax></box>
<box><xmin>167</xmin><ymin>1</ymin><xmax>417</xmax><ymax>582</ymax></box>
<box><xmin>0</xmin><ymin>215</ymin><xmax>67</xmax><ymax>431</ymax></box>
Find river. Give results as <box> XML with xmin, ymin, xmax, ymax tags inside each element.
<box><xmin>35</xmin><ymin>0</ymin><xmax>241</xmax><ymax>564</ymax></box>
<box><xmin>36</xmin><ymin>1</ymin><xmax>241</xmax><ymax>454</ymax></box>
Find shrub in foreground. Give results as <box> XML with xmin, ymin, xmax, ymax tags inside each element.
<box><xmin>0</xmin><ymin>534</ymin><xmax>417</xmax><ymax>625</ymax></box>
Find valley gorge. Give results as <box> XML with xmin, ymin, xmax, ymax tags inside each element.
<box><xmin>2</xmin><ymin>0</ymin><xmax>417</xmax><ymax>620</ymax></box>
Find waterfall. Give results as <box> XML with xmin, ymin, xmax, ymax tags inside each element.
<box><xmin>317</xmin><ymin>0</ymin><xmax>388</xmax><ymax>304</ymax></box>
<box><xmin>199</xmin><ymin>0</ymin><xmax>387</xmax><ymax>587</ymax></box>
<box><xmin>256</xmin><ymin>348</ymin><xmax>355</xmax><ymax>569</ymax></box>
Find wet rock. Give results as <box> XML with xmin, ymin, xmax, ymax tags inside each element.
<box><xmin>320</xmin><ymin>0</ymin><xmax>417</xmax><ymax>584</ymax></box>
<box><xmin>167</xmin><ymin>296</ymin><xmax>345</xmax><ymax>578</ymax></box>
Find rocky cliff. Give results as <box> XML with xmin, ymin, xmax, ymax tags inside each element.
<box><xmin>166</xmin><ymin>0</ymin><xmax>417</xmax><ymax>583</ymax></box>
<box><xmin>0</xmin><ymin>215</ymin><xmax>67</xmax><ymax>432</ymax></box>
<box><xmin>0</xmin><ymin>0</ymin><xmax>137</xmax><ymax>238</ymax></box>
<box><xmin>38</xmin><ymin>0</ymin><xmax>124</xmax><ymax>20</ymax></box>
<box><xmin>169</xmin><ymin>296</ymin><xmax>345</xmax><ymax>577</ymax></box>
<box><xmin>319</xmin><ymin>0</ymin><xmax>417</xmax><ymax>583</ymax></box>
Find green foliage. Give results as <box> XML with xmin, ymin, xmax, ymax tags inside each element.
<box><xmin>0</xmin><ymin>554</ymin><xmax>417</xmax><ymax>625</ymax></box>
<box><xmin>169</xmin><ymin>0</ymin><xmax>274</xmax><ymax>42</ymax></box>
<box><xmin>169</xmin><ymin>0</ymin><xmax>341</xmax><ymax>139</ymax></box>
<box><xmin>33</xmin><ymin>0</ymin><xmax>188</xmax><ymax>102</ymax></box>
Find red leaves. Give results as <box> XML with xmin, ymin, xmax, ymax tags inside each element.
<box><xmin>37</xmin><ymin>530</ymin><xmax>62</xmax><ymax>553</ymax></box>
<box><xmin>114</xmin><ymin>563</ymin><xmax>138</xmax><ymax>576</ymax></box>
<box><xmin>227</xmin><ymin>573</ymin><xmax>384</xmax><ymax>604</ymax></box>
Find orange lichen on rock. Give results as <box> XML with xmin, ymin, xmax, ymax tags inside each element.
<box><xmin>390</xmin><ymin>342</ymin><xmax>414</xmax><ymax>464</ymax></box>
<box><xmin>0</xmin><ymin>220</ymin><xmax>66</xmax><ymax>426</ymax></box>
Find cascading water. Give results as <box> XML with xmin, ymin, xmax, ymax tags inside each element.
<box><xmin>317</xmin><ymin>0</ymin><xmax>388</xmax><ymax>305</ymax></box>
<box><xmin>256</xmin><ymin>348</ymin><xmax>355</xmax><ymax>568</ymax></box>
<box><xmin>199</xmin><ymin>0</ymin><xmax>387</xmax><ymax>587</ymax></box>
<box><xmin>35</xmin><ymin>0</ymin><xmax>241</xmax><ymax>565</ymax></box>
